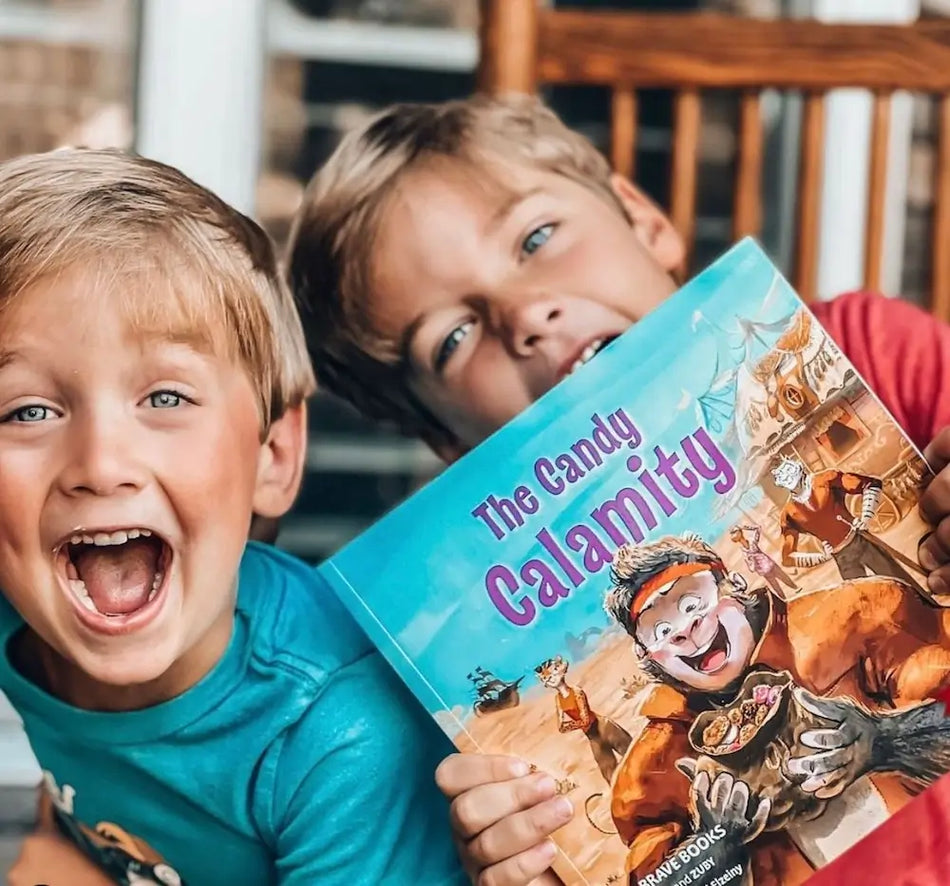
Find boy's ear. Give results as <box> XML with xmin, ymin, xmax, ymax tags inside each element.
<box><xmin>253</xmin><ymin>401</ymin><xmax>308</xmax><ymax>519</ymax></box>
<box><xmin>609</xmin><ymin>174</ymin><xmax>685</xmax><ymax>273</ymax></box>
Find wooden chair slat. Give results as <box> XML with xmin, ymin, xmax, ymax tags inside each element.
<box><xmin>933</xmin><ymin>94</ymin><xmax>950</xmax><ymax>321</ymax></box>
<box><xmin>670</xmin><ymin>89</ymin><xmax>701</xmax><ymax>277</ymax></box>
<box><xmin>610</xmin><ymin>87</ymin><xmax>637</xmax><ymax>180</ymax></box>
<box><xmin>734</xmin><ymin>90</ymin><xmax>764</xmax><ymax>241</ymax></box>
<box><xmin>795</xmin><ymin>92</ymin><xmax>826</xmax><ymax>303</ymax></box>
<box><xmin>863</xmin><ymin>92</ymin><xmax>892</xmax><ymax>292</ymax></box>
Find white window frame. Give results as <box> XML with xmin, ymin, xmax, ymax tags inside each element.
<box><xmin>808</xmin><ymin>0</ymin><xmax>920</xmax><ymax>299</ymax></box>
<box><xmin>136</xmin><ymin>0</ymin><xmax>267</xmax><ymax>216</ymax></box>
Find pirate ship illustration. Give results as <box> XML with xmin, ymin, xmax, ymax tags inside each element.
<box><xmin>467</xmin><ymin>667</ymin><xmax>524</xmax><ymax>716</ymax></box>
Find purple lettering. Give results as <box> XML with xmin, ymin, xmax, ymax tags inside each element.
<box><xmin>555</xmin><ymin>452</ymin><xmax>585</xmax><ymax>484</ymax></box>
<box><xmin>608</xmin><ymin>408</ymin><xmax>642</xmax><ymax>449</ymax></box>
<box><xmin>521</xmin><ymin>559</ymin><xmax>570</xmax><ymax>608</ymax></box>
<box><xmin>514</xmin><ymin>484</ymin><xmax>539</xmax><ymax>515</ymax></box>
<box><xmin>589</xmin><ymin>487</ymin><xmax>656</xmax><ymax>546</ymax></box>
<box><xmin>564</xmin><ymin>523</ymin><xmax>614</xmax><ymax>573</ymax></box>
<box><xmin>488</xmin><ymin>494</ymin><xmax>525</xmax><ymax>533</ymax></box>
<box><xmin>683</xmin><ymin>428</ymin><xmax>737</xmax><ymax>495</ymax></box>
<box><xmin>534</xmin><ymin>457</ymin><xmax>564</xmax><ymax>496</ymax></box>
<box><xmin>638</xmin><ymin>469</ymin><xmax>677</xmax><ymax>517</ymax></box>
<box><xmin>653</xmin><ymin>445</ymin><xmax>700</xmax><ymax>497</ymax></box>
<box><xmin>590</xmin><ymin>412</ymin><xmax>620</xmax><ymax>455</ymax></box>
<box><xmin>471</xmin><ymin>502</ymin><xmax>505</xmax><ymax>540</ymax></box>
<box><xmin>570</xmin><ymin>436</ymin><xmax>603</xmax><ymax>471</ymax></box>
<box><xmin>535</xmin><ymin>528</ymin><xmax>585</xmax><ymax>587</ymax></box>
<box><xmin>485</xmin><ymin>565</ymin><xmax>535</xmax><ymax>626</ymax></box>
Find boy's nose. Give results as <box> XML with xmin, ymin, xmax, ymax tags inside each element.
<box><xmin>58</xmin><ymin>420</ymin><xmax>146</xmax><ymax>497</ymax></box>
<box><xmin>503</xmin><ymin>296</ymin><xmax>563</xmax><ymax>356</ymax></box>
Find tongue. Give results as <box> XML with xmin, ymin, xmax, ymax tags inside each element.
<box><xmin>700</xmin><ymin>647</ymin><xmax>727</xmax><ymax>673</ymax></box>
<box><xmin>73</xmin><ymin>537</ymin><xmax>161</xmax><ymax>615</ymax></box>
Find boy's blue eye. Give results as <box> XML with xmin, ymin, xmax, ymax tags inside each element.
<box><xmin>149</xmin><ymin>391</ymin><xmax>182</xmax><ymax>409</ymax></box>
<box><xmin>6</xmin><ymin>405</ymin><xmax>52</xmax><ymax>423</ymax></box>
<box><xmin>521</xmin><ymin>223</ymin><xmax>555</xmax><ymax>257</ymax></box>
<box><xmin>435</xmin><ymin>321</ymin><xmax>475</xmax><ymax>371</ymax></box>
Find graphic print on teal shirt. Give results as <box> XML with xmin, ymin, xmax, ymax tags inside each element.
<box><xmin>0</xmin><ymin>543</ymin><xmax>465</xmax><ymax>886</ymax></box>
<box><xmin>43</xmin><ymin>770</ymin><xmax>184</xmax><ymax>885</ymax></box>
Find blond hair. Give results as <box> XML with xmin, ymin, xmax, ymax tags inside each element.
<box><xmin>288</xmin><ymin>93</ymin><xmax>621</xmax><ymax>440</ymax></box>
<box><xmin>0</xmin><ymin>148</ymin><xmax>315</xmax><ymax>429</ymax></box>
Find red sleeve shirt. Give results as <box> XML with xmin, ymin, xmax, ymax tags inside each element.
<box><xmin>795</xmin><ymin>291</ymin><xmax>950</xmax><ymax>883</ymax></box>
<box><xmin>811</xmin><ymin>290</ymin><xmax>950</xmax><ymax>452</ymax></box>
<box><xmin>807</xmin><ymin>772</ymin><xmax>950</xmax><ymax>885</ymax></box>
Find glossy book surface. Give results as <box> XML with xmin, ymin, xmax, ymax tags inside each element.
<box><xmin>322</xmin><ymin>239</ymin><xmax>949</xmax><ymax>885</ymax></box>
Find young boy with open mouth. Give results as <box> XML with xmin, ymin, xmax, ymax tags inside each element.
<box><xmin>289</xmin><ymin>93</ymin><xmax>950</xmax><ymax>886</ymax></box>
<box><xmin>0</xmin><ymin>148</ymin><xmax>465</xmax><ymax>886</ymax></box>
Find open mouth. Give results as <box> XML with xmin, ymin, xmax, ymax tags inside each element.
<box><xmin>681</xmin><ymin>623</ymin><xmax>730</xmax><ymax>675</ymax></box>
<box><xmin>56</xmin><ymin>528</ymin><xmax>171</xmax><ymax>622</ymax></box>
<box><xmin>566</xmin><ymin>335</ymin><xmax>620</xmax><ymax>376</ymax></box>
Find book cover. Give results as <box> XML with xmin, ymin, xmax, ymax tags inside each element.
<box><xmin>320</xmin><ymin>238</ymin><xmax>950</xmax><ymax>885</ymax></box>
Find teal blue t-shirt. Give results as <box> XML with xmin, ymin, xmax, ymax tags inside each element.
<box><xmin>0</xmin><ymin>542</ymin><xmax>467</xmax><ymax>885</ymax></box>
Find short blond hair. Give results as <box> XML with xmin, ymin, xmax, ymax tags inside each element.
<box><xmin>288</xmin><ymin>94</ymin><xmax>621</xmax><ymax>440</ymax></box>
<box><xmin>0</xmin><ymin>148</ymin><xmax>315</xmax><ymax>428</ymax></box>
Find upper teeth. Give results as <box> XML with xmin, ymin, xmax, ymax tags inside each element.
<box><xmin>570</xmin><ymin>339</ymin><xmax>605</xmax><ymax>375</ymax></box>
<box><xmin>69</xmin><ymin>528</ymin><xmax>151</xmax><ymax>547</ymax></box>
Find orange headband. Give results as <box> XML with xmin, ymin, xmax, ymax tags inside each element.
<box><xmin>628</xmin><ymin>560</ymin><xmax>723</xmax><ymax>621</ymax></box>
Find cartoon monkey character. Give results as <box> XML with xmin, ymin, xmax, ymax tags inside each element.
<box><xmin>602</xmin><ymin>533</ymin><xmax>950</xmax><ymax>886</ymax></box>
<box><xmin>535</xmin><ymin>655</ymin><xmax>632</xmax><ymax>783</ymax></box>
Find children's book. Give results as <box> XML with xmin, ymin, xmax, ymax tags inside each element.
<box><xmin>319</xmin><ymin>238</ymin><xmax>950</xmax><ymax>885</ymax></box>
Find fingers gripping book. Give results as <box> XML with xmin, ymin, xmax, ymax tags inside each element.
<box><xmin>319</xmin><ymin>239</ymin><xmax>950</xmax><ymax>885</ymax></box>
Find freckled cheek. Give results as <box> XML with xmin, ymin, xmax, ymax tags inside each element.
<box><xmin>0</xmin><ymin>461</ymin><xmax>58</xmax><ymax>622</ymax></box>
<box><xmin>158</xmin><ymin>422</ymin><xmax>261</xmax><ymax>526</ymax></box>
<box><xmin>0</xmin><ymin>454</ymin><xmax>50</xmax><ymax>553</ymax></box>
<box><xmin>586</xmin><ymin>222</ymin><xmax>667</xmax><ymax>313</ymax></box>
<box><xmin>559</xmin><ymin>243</ymin><xmax>635</xmax><ymax>316</ymax></box>
<box><xmin>467</xmin><ymin>351</ymin><xmax>533</xmax><ymax>423</ymax></box>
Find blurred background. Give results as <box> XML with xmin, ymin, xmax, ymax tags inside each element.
<box><xmin>0</xmin><ymin>0</ymin><xmax>943</xmax><ymax>566</ymax></box>
<box><xmin>0</xmin><ymin>0</ymin><xmax>946</xmax><ymax>861</ymax></box>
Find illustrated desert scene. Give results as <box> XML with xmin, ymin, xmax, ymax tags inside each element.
<box><xmin>450</xmin><ymin>311</ymin><xmax>935</xmax><ymax>886</ymax></box>
<box><xmin>454</xmin><ymin>496</ymin><xmax>931</xmax><ymax>885</ymax></box>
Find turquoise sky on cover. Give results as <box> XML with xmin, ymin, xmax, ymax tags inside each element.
<box><xmin>322</xmin><ymin>239</ymin><xmax>803</xmax><ymax>721</ymax></box>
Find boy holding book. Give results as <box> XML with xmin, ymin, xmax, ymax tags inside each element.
<box><xmin>289</xmin><ymin>93</ymin><xmax>950</xmax><ymax>886</ymax></box>
<box><xmin>0</xmin><ymin>148</ymin><xmax>465</xmax><ymax>886</ymax></box>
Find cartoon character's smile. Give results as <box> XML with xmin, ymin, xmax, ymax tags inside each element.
<box><xmin>627</xmin><ymin>562</ymin><xmax>758</xmax><ymax>693</ymax></box>
<box><xmin>680</xmin><ymin>622</ymin><xmax>731</xmax><ymax>675</ymax></box>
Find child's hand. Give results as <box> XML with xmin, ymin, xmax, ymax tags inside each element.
<box><xmin>920</xmin><ymin>428</ymin><xmax>950</xmax><ymax>596</ymax></box>
<box><xmin>435</xmin><ymin>753</ymin><xmax>571</xmax><ymax>886</ymax></box>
